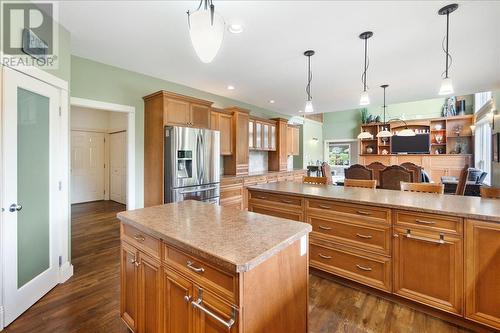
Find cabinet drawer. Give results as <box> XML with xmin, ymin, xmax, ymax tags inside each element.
<box><xmin>164</xmin><ymin>246</ymin><xmax>237</xmax><ymax>301</ymax></box>
<box><xmin>220</xmin><ymin>185</ymin><xmax>243</xmax><ymax>200</ymax></box>
<box><xmin>395</xmin><ymin>211</ymin><xmax>462</xmax><ymax>235</ymax></box>
<box><xmin>307</xmin><ymin>199</ymin><xmax>390</xmax><ymax>224</ymax></box>
<box><xmin>221</xmin><ymin>177</ymin><xmax>243</xmax><ymax>187</ymax></box>
<box><xmin>249</xmin><ymin>191</ymin><xmax>302</xmax><ymax>208</ymax></box>
<box><xmin>244</xmin><ymin>176</ymin><xmax>267</xmax><ymax>185</ymax></box>
<box><xmin>220</xmin><ymin>197</ymin><xmax>242</xmax><ymax>210</ymax></box>
<box><xmin>308</xmin><ymin>215</ymin><xmax>391</xmax><ymax>255</ymax></box>
<box><xmin>248</xmin><ymin>203</ymin><xmax>303</xmax><ymax>222</ymax></box>
<box><xmin>310</xmin><ymin>242</ymin><xmax>392</xmax><ymax>292</ymax></box>
<box><xmin>122</xmin><ymin>224</ymin><xmax>161</xmax><ymax>259</ymax></box>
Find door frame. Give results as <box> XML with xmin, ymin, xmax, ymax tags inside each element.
<box><xmin>0</xmin><ymin>64</ymin><xmax>71</xmax><ymax>330</ymax></box>
<box><xmin>70</xmin><ymin>97</ymin><xmax>136</xmax><ymax>210</ymax></box>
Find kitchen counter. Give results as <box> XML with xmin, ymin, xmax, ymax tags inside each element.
<box><xmin>247</xmin><ymin>182</ymin><xmax>500</xmax><ymax>223</ymax></box>
<box><xmin>117</xmin><ymin>200</ymin><xmax>311</xmax><ymax>272</ymax></box>
<box><xmin>221</xmin><ymin>168</ymin><xmax>305</xmax><ymax>179</ymax></box>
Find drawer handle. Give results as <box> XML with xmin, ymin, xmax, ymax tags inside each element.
<box><xmin>191</xmin><ymin>288</ymin><xmax>237</xmax><ymax>329</ymax></box>
<box><xmin>186</xmin><ymin>260</ymin><xmax>205</xmax><ymax>273</ymax></box>
<box><xmin>318</xmin><ymin>225</ymin><xmax>332</xmax><ymax>231</ymax></box>
<box><xmin>356</xmin><ymin>264</ymin><xmax>372</xmax><ymax>271</ymax></box>
<box><xmin>356</xmin><ymin>210</ymin><xmax>372</xmax><ymax>216</ymax></box>
<box><xmin>256</xmin><ymin>196</ymin><xmax>267</xmax><ymax>200</ymax></box>
<box><xmin>129</xmin><ymin>258</ymin><xmax>140</xmax><ymax>267</ymax></box>
<box><xmin>318</xmin><ymin>253</ymin><xmax>332</xmax><ymax>259</ymax></box>
<box><xmin>406</xmin><ymin>229</ymin><xmax>444</xmax><ymax>244</ymax></box>
<box><xmin>356</xmin><ymin>233</ymin><xmax>373</xmax><ymax>239</ymax></box>
<box><xmin>133</xmin><ymin>235</ymin><xmax>145</xmax><ymax>242</ymax></box>
<box><xmin>281</xmin><ymin>199</ymin><xmax>293</xmax><ymax>204</ymax></box>
<box><xmin>318</xmin><ymin>204</ymin><xmax>332</xmax><ymax>209</ymax></box>
<box><xmin>415</xmin><ymin>219</ymin><xmax>436</xmax><ymax>225</ymax></box>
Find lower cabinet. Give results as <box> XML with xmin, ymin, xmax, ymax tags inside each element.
<box><xmin>393</xmin><ymin>227</ymin><xmax>463</xmax><ymax>315</ymax></box>
<box><xmin>465</xmin><ymin>220</ymin><xmax>500</xmax><ymax>330</ymax></box>
<box><xmin>164</xmin><ymin>268</ymin><xmax>193</xmax><ymax>333</ymax></box>
<box><xmin>121</xmin><ymin>241</ymin><xmax>139</xmax><ymax>331</ymax></box>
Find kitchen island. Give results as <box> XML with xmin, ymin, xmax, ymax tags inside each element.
<box><xmin>247</xmin><ymin>182</ymin><xmax>500</xmax><ymax>332</ymax></box>
<box><xmin>117</xmin><ymin>200</ymin><xmax>311</xmax><ymax>333</ymax></box>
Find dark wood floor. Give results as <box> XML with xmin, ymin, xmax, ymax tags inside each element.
<box><xmin>4</xmin><ymin>201</ymin><xmax>473</xmax><ymax>333</ymax></box>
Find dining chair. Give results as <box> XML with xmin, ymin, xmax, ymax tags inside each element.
<box><xmin>345</xmin><ymin>164</ymin><xmax>374</xmax><ymax>180</ymax></box>
<box><xmin>455</xmin><ymin>165</ymin><xmax>470</xmax><ymax>196</ymax></box>
<box><xmin>379</xmin><ymin>165</ymin><xmax>413</xmax><ymax>190</ymax></box>
<box><xmin>344</xmin><ymin>179</ymin><xmax>377</xmax><ymax>189</ymax></box>
<box><xmin>480</xmin><ymin>186</ymin><xmax>500</xmax><ymax>199</ymax></box>
<box><xmin>400</xmin><ymin>182</ymin><xmax>444</xmax><ymax>194</ymax></box>
<box><xmin>320</xmin><ymin>162</ymin><xmax>333</xmax><ymax>185</ymax></box>
<box><xmin>303</xmin><ymin>176</ymin><xmax>328</xmax><ymax>185</ymax></box>
<box><xmin>400</xmin><ymin>162</ymin><xmax>423</xmax><ymax>183</ymax></box>
<box><xmin>366</xmin><ymin>162</ymin><xmax>386</xmax><ymax>185</ymax></box>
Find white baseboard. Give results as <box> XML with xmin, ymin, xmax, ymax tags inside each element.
<box><xmin>59</xmin><ymin>262</ymin><xmax>74</xmax><ymax>283</ymax></box>
<box><xmin>0</xmin><ymin>305</ymin><xmax>4</xmax><ymax>331</ymax></box>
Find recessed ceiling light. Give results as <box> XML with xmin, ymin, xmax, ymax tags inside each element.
<box><xmin>227</xmin><ymin>85</ymin><xmax>235</xmax><ymax>90</ymax></box>
<box><xmin>228</xmin><ymin>24</ymin><xmax>244</xmax><ymax>34</ymax></box>
<box><xmin>298</xmin><ymin>110</ymin><xmax>303</xmax><ymax>113</ymax></box>
<box><xmin>269</xmin><ymin>100</ymin><xmax>275</xmax><ymax>104</ymax></box>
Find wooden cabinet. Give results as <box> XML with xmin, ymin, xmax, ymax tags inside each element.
<box><xmin>165</xmin><ymin>98</ymin><xmax>190</xmax><ymax>126</ymax></box>
<box><xmin>465</xmin><ymin>220</ymin><xmax>500</xmax><ymax>330</ymax></box>
<box><xmin>193</xmin><ymin>288</ymin><xmax>238</xmax><ymax>333</ymax></box>
<box><xmin>138</xmin><ymin>253</ymin><xmax>162</xmax><ymax>333</ymax></box>
<box><xmin>286</xmin><ymin>125</ymin><xmax>300</xmax><ymax>156</ymax></box>
<box><xmin>393</xmin><ymin>227</ymin><xmax>463</xmax><ymax>315</ymax></box>
<box><xmin>248</xmin><ymin>189</ymin><xmax>304</xmax><ymax>221</ymax></box>
<box><xmin>220</xmin><ymin>177</ymin><xmax>243</xmax><ymax>210</ymax></box>
<box><xmin>211</xmin><ymin>110</ymin><xmax>233</xmax><ymax>156</ymax></box>
<box><xmin>164</xmin><ymin>268</ymin><xmax>194</xmax><ymax>333</ymax></box>
<box><xmin>268</xmin><ymin>118</ymin><xmax>289</xmax><ymax>171</ymax></box>
<box><xmin>248</xmin><ymin>120</ymin><xmax>254</xmax><ymax>149</ymax></box>
<box><xmin>255</xmin><ymin>122</ymin><xmax>262</xmax><ymax>149</ymax></box>
<box><xmin>121</xmin><ymin>241</ymin><xmax>139</xmax><ymax>332</ymax></box>
<box><xmin>223</xmin><ymin>107</ymin><xmax>249</xmax><ymax>175</ymax></box>
<box><xmin>191</xmin><ymin>103</ymin><xmax>211</xmax><ymax>128</ymax></box>
<box><xmin>248</xmin><ymin>117</ymin><xmax>277</xmax><ymax>151</ymax></box>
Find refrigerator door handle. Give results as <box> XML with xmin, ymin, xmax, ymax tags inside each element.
<box><xmin>200</xmin><ymin>132</ymin><xmax>205</xmax><ymax>181</ymax></box>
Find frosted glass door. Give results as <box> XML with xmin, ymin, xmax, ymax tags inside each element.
<box><xmin>3</xmin><ymin>67</ymin><xmax>62</xmax><ymax>326</ymax></box>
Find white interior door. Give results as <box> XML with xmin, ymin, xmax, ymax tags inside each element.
<box><xmin>2</xmin><ymin>67</ymin><xmax>62</xmax><ymax>326</ymax></box>
<box><xmin>70</xmin><ymin>131</ymin><xmax>105</xmax><ymax>204</ymax></box>
<box><xmin>109</xmin><ymin>131</ymin><xmax>127</xmax><ymax>204</ymax></box>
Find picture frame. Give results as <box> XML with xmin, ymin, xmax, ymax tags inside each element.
<box><xmin>493</xmin><ymin>133</ymin><xmax>499</xmax><ymax>162</ymax></box>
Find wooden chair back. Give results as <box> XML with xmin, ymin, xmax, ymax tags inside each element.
<box><xmin>480</xmin><ymin>186</ymin><xmax>500</xmax><ymax>199</ymax></box>
<box><xmin>379</xmin><ymin>165</ymin><xmax>413</xmax><ymax>190</ymax></box>
<box><xmin>344</xmin><ymin>179</ymin><xmax>377</xmax><ymax>189</ymax></box>
<box><xmin>345</xmin><ymin>164</ymin><xmax>374</xmax><ymax>180</ymax></box>
<box><xmin>455</xmin><ymin>165</ymin><xmax>470</xmax><ymax>196</ymax></box>
<box><xmin>366</xmin><ymin>162</ymin><xmax>386</xmax><ymax>185</ymax></box>
<box><xmin>320</xmin><ymin>162</ymin><xmax>333</xmax><ymax>185</ymax></box>
<box><xmin>400</xmin><ymin>182</ymin><xmax>444</xmax><ymax>194</ymax></box>
<box><xmin>400</xmin><ymin>162</ymin><xmax>423</xmax><ymax>183</ymax></box>
<box><xmin>303</xmin><ymin>176</ymin><xmax>328</xmax><ymax>185</ymax></box>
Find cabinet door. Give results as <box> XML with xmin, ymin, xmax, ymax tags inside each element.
<box><xmin>219</xmin><ymin>114</ymin><xmax>233</xmax><ymax>156</ymax></box>
<box><xmin>165</xmin><ymin>98</ymin><xmax>190</xmax><ymax>126</ymax></box>
<box><xmin>164</xmin><ymin>268</ymin><xmax>194</xmax><ymax>333</ymax></box>
<box><xmin>210</xmin><ymin>112</ymin><xmax>219</xmax><ymax>131</ymax></box>
<box><xmin>393</xmin><ymin>228</ymin><xmax>463</xmax><ymax>314</ymax></box>
<box><xmin>270</xmin><ymin>125</ymin><xmax>276</xmax><ymax>151</ymax></box>
<box><xmin>292</xmin><ymin>127</ymin><xmax>300</xmax><ymax>155</ymax></box>
<box><xmin>286</xmin><ymin>126</ymin><xmax>293</xmax><ymax>156</ymax></box>
<box><xmin>465</xmin><ymin>220</ymin><xmax>500</xmax><ymax>330</ymax></box>
<box><xmin>263</xmin><ymin>124</ymin><xmax>269</xmax><ymax>150</ymax></box>
<box><xmin>191</xmin><ymin>104</ymin><xmax>211</xmax><ymax>129</ymax></box>
<box><xmin>121</xmin><ymin>242</ymin><xmax>139</xmax><ymax>332</ymax></box>
<box><xmin>248</xmin><ymin>120</ymin><xmax>254</xmax><ymax>149</ymax></box>
<box><xmin>138</xmin><ymin>253</ymin><xmax>162</xmax><ymax>333</ymax></box>
<box><xmin>255</xmin><ymin>122</ymin><xmax>262</xmax><ymax>149</ymax></box>
<box><xmin>193</xmin><ymin>288</ymin><xmax>238</xmax><ymax>333</ymax></box>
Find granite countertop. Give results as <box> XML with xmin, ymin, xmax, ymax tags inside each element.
<box><xmin>247</xmin><ymin>182</ymin><xmax>500</xmax><ymax>223</ymax></box>
<box><xmin>117</xmin><ymin>200</ymin><xmax>311</xmax><ymax>273</ymax></box>
<box><xmin>222</xmin><ymin>169</ymin><xmax>305</xmax><ymax>179</ymax></box>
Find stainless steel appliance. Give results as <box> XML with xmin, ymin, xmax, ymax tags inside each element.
<box><xmin>164</xmin><ymin>126</ymin><xmax>220</xmax><ymax>204</ymax></box>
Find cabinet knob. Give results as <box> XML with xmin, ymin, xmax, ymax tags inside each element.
<box><xmin>184</xmin><ymin>295</ymin><xmax>192</xmax><ymax>303</ymax></box>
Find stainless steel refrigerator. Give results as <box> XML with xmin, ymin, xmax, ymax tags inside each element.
<box><xmin>164</xmin><ymin>126</ymin><xmax>220</xmax><ymax>204</ymax></box>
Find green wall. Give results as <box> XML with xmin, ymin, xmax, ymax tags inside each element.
<box><xmin>299</xmin><ymin>119</ymin><xmax>323</xmax><ymax>167</ymax></box>
<box><xmin>323</xmin><ymin>108</ymin><xmax>361</xmax><ymax>140</ymax></box>
<box><xmin>44</xmin><ymin>24</ymin><xmax>71</xmax><ymax>83</ymax></box>
<box><xmin>70</xmin><ymin>56</ymin><xmax>287</xmax><ymax>207</ymax></box>
<box><xmin>492</xmin><ymin>91</ymin><xmax>500</xmax><ymax>186</ymax></box>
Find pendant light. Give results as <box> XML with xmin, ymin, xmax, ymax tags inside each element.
<box><xmin>187</xmin><ymin>0</ymin><xmax>225</xmax><ymax>63</ymax></box>
<box><xmin>357</xmin><ymin>130</ymin><xmax>373</xmax><ymax>140</ymax></box>
<box><xmin>359</xmin><ymin>31</ymin><xmax>373</xmax><ymax>106</ymax></box>
<box><xmin>397</xmin><ymin>120</ymin><xmax>417</xmax><ymax>137</ymax></box>
<box><xmin>438</xmin><ymin>4</ymin><xmax>458</xmax><ymax>95</ymax></box>
<box><xmin>376</xmin><ymin>84</ymin><xmax>392</xmax><ymax>138</ymax></box>
<box><xmin>304</xmin><ymin>50</ymin><xmax>315</xmax><ymax>113</ymax></box>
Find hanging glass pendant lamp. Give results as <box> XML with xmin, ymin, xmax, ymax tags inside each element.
<box><xmin>376</xmin><ymin>84</ymin><xmax>392</xmax><ymax>138</ymax></box>
<box><xmin>187</xmin><ymin>0</ymin><xmax>225</xmax><ymax>63</ymax></box>
<box><xmin>359</xmin><ymin>31</ymin><xmax>373</xmax><ymax>106</ymax></box>
<box><xmin>304</xmin><ymin>50</ymin><xmax>315</xmax><ymax>113</ymax></box>
<box><xmin>438</xmin><ymin>4</ymin><xmax>458</xmax><ymax>95</ymax></box>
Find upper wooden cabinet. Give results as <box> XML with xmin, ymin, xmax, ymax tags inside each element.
<box><xmin>249</xmin><ymin>117</ymin><xmax>277</xmax><ymax>152</ymax></box>
<box><xmin>287</xmin><ymin>125</ymin><xmax>300</xmax><ymax>156</ymax></box>
<box><xmin>223</xmin><ymin>107</ymin><xmax>249</xmax><ymax>175</ymax></box>
<box><xmin>268</xmin><ymin>118</ymin><xmax>289</xmax><ymax>171</ymax></box>
<box><xmin>211</xmin><ymin>109</ymin><xmax>233</xmax><ymax>156</ymax></box>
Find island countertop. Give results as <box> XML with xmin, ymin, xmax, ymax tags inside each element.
<box><xmin>117</xmin><ymin>200</ymin><xmax>311</xmax><ymax>273</ymax></box>
<box><xmin>247</xmin><ymin>182</ymin><xmax>500</xmax><ymax>223</ymax></box>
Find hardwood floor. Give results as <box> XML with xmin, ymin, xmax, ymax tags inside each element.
<box><xmin>4</xmin><ymin>201</ymin><xmax>474</xmax><ymax>333</ymax></box>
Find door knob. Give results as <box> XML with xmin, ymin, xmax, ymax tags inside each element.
<box><xmin>9</xmin><ymin>204</ymin><xmax>22</xmax><ymax>212</ymax></box>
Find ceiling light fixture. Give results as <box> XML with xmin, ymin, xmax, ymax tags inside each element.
<box><xmin>227</xmin><ymin>85</ymin><xmax>235</xmax><ymax>90</ymax></box>
<box><xmin>304</xmin><ymin>50</ymin><xmax>315</xmax><ymax>113</ymax></box>
<box><xmin>228</xmin><ymin>24</ymin><xmax>243</xmax><ymax>34</ymax></box>
<box><xmin>438</xmin><ymin>3</ymin><xmax>458</xmax><ymax>95</ymax></box>
<box><xmin>269</xmin><ymin>100</ymin><xmax>275</xmax><ymax>104</ymax></box>
<box><xmin>187</xmin><ymin>0</ymin><xmax>225</xmax><ymax>63</ymax></box>
<box><xmin>359</xmin><ymin>31</ymin><xmax>373</xmax><ymax>106</ymax></box>
<box><xmin>397</xmin><ymin>121</ymin><xmax>417</xmax><ymax>137</ymax></box>
<box><xmin>357</xmin><ymin>131</ymin><xmax>373</xmax><ymax>140</ymax></box>
<box><xmin>376</xmin><ymin>84</ymin><xmax>392</xmax><ymax>138</ymax></box>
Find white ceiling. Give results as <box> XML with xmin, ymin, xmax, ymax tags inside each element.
<box><xmin>59</xmin><ymin>1</ymin><xmax>500</xmax><ymax>115</ymax></box>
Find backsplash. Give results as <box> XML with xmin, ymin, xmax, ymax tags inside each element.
<box><xmin>249</xmin><ymin>151</ymin><xmax>268</xmax><ymax>173</ymax></box>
